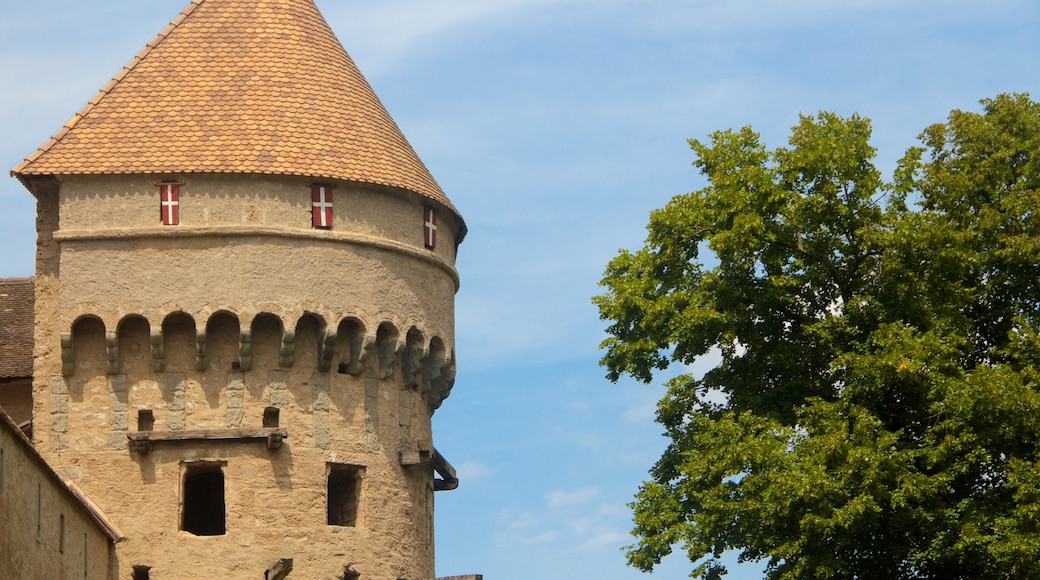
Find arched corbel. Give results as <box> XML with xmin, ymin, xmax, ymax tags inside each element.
<box><xmin>195</xmin><ymin>331</ymin><xmax>207</xmax><ymax>371</ymax></box>
<box><xmin>106</xmin><ymin>331</ymin><xmax>119</xmax><ymax>375</ymax></box>
<box><xmin>378</xmin><ymin>337</ymin><xmax>405</xmax><ymax>380</ymax></box>
<box><xmin>239</xmin><ymin>329</ymin><xmax>253</xmax><ymax>371</ymax></box>
<box><xmin>279</xmin><ymin>330</ymin><xmax>295</xmax><ymax>368</ymax></box>
<box><xmin>402</xmin><ymin>345</ymin><xmax>428</xmax><ymax>389</ymax></box>
<box><xmin>60</xmin><ymin>332</ymin><xmax>74</xmax><ymax>376</ymax></box>
<box><xmin>429</xmin><ymin>351</ymin><xmax>457</xmax><ymax>411</ymax></box>
<box><xmin>151</xmin><ymin>328</ymin><xmax>165</xmax><ymax>372</ymax></box>
<box><xmin>422</xmin><ymin>349</ymin><xmax>451</xmax><ymax>395</ymax></box>
<box><xmin>317</xmin><ymin>331</ymin><xmax>336</xmax><ymax>373</ymax></box>
<box><xmin>346</xmin><ymin>334</ymin><xmax>375</xmax><ymax>376</ymax></box>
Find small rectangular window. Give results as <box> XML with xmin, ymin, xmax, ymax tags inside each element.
<box><xmin>133</xmin><ymin>565</ymin><xmax>151</xmax><ymax>580</ymax></box>
<box><xmin>138</xmin><ymin>410</ymin><xmax>155</xmax><ymax>431</ymax></box>
<box><xmin>182</xmin><ymin>463</ymin><xmax>226</xmax><ymax>536</ymax></box>
<box><xmin>263</xmin><ymin>406</ymin><xmax>280</xmax><ymax>428</ymax></box>
<box><xmin>327</xmin><ymin>464</ymin><xmax>364</xmax><ymax>527</ymax></box>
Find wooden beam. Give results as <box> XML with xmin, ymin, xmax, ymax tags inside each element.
<box><xmin>127</xmin><ymin>427</ymin><xmax>288</xmax><ymax>453</ymax></box>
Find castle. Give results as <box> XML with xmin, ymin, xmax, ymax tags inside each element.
<box><xmin>0</xmin><ymin>0</ymin><xmax>473</xmax><ymax>578</ymax></box>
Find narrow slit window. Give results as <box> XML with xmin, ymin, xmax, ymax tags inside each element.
<box><xmin>1</xmin><ymin>447</ymin><xmax>5</xmax><ymax>493</ymax></box>
<box><xmin>263</xmin><ymin>406</ymin><xmax>280</xmax><ymax>428</ymax></box>
<box><xmin>160</xmin><ymin>183</ymin><xmax>180</xmax><ymax>225</ymax></box>
<box><xmin>182</xmin><ymin>463</ymin><xmax>226</xmax><ymax>536</ymax></box>
<box><xmin>37</xmin><ymin>483</ymin><xmax>42</xmax><ymax>539</ymax></box>
<box><xmin>138</xmin><ymin>409</ymin><xmax>155</xmax><ymax>431</ymax></box>
<box><xmin>327</xmin><ymin>464</ymin><xmax>364</xmax><ymax>527</ymax></box>
<box><xmin>59</xmin><ymin>514</ymin><xmax>65</xmax><ymax>553</ymax></box>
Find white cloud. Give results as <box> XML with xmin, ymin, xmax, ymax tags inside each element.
<box><xmin>580</xmin><ymin>529</ymin><xmax>630</xmax><ymax>551</ymax></box>
<box><xmin>456</xmin><ymin>460</ymin><xmax>493</xmax><ymax>480</ymax></box>
<box><xmin>545</xmin><ymin>486</ymin><xmax>598</xmax><ymax>508</ymax></box>
<box><xmin>524</xmin><ymin>530</ymin><xmax>559</xmax><ymax>544</ymax></box>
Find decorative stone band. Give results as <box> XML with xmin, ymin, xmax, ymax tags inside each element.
<box><xmin>52</xmin><ymin>223</ymin><xmax>460</xmax><ymax>290</ymax></box>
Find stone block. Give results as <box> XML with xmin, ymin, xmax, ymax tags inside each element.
<box><xmin>226</xmin><ymin>389</ymin><xmax>244</xmax><ymax>409</ymax></box>
<box><xmin>111</xmin><ymin>395</ymin><xmax>128</xmax><ymax>413</ymax></box>
<box><xmin>50</xmin><ymin>375</ymin><xmax>68</xmax><ymax>394</ymax></box>
<box><xmin>52</xmin><ymin>415</ymin><xmax>68</xmax><ymax>434</ymax></box>
<box><xmin>110</xmin><ymin>374</ymin><xmax>127</xmax><ymax>393</ymax></box>
<box><xmin>168</xmin><ymin>391</ymin><xmax>185</xmax><ymax>411</ymax></box>
<box><xmin>314</xmin><ymin>411</ymin><xmax>330</xmax><ymax>449</ymax></box>
<box><xmin>168</xmin><ymin>411</ymin><xmax>185</xmax><ymax>431</ymax></box>
<box><xmin>112</xmin><ymin>412</ymin><xmax>128</xmax><ymax>431</ymax></box>
<box><xmin>109</xmin><ymin>432</ymin><xmax>128</xmax><ymax>450</ymax></box>
<box><xmin>53</xmin><ymin>434</ymin><xmax>68</xmax><ymax>453</ymax></box>
<box><xmin>365</xmin><ymin>379</ymin><xmax>378</xmax><ymax>399</ymax></box>
<box><xmin>167</xmin><ymin>373</ymin><xmax>186</xmax><ymax>392</ymax></box>
<box><xmin>271</xmin><ymin>390</ymin><xmax>289</xmax><ymax>407</ymax></box>
<box><xmin>314</xmin><ymin>390</ymin><xmax>330</xmax><ymax>412</ymax></box>
<box><xmin>50</xmin><ymin>394</ymin><xmax>68</xmax><ymax>415</ymax></box>
<box><xmin>269</xmin><ymin>370</ymin><xmax>289</xmax><ymax>390</ymax></box>
<box><xmin>227</xmin><ymin>371</ymin><xmax>245</xmax><ymax>390</ymax></box>
<box><xmin>227</xmin><ymin>409</ymin><xmax>244</xmax><ymax>427</ymax></box>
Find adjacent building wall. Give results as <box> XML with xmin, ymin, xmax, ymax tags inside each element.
<box><xmin>0</xmin><ymin>408</ymin><xmax>119</xmax><ymax>580</ymax></box>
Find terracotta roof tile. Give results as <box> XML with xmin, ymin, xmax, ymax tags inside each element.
<box><xmin>11</xmin><ymin>0</ymin><xmax>463</xmax><ymax>229</ymax></box>
<box><xmin>0</xmin><ymin>278</ymin><xmax>34</xmax><ymax>379</ymax></box>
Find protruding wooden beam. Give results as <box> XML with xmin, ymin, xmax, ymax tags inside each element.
<box><xmin>128</xmin><ymin>427</ymin><xmax>288</xmax><ymax>453</ymax></box>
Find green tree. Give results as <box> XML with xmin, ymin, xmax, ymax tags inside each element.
<box><xmin>594</xmin><ymin>94</ymin><xmax>1040</xmax><ymax>579</ymax></box>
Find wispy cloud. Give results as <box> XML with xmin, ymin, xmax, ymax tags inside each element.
<box><xmin>457</xmin><ymin>460</ymin><xmax>493</xmax><ymax>480</ymax></box>
<box><xmin>545</xmin><ymin>486</ymin><xmax>599</xmax><ymax>508</ymax></box>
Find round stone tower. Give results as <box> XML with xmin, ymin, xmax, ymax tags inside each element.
<box><xmin>11</xmin><ymin>0</ymin><xmax>464</xmax><ymax>578</ymax></box>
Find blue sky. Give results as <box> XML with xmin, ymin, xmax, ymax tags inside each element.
<box><xmin>2</xmin><ymin>1</ymin><xmax>1039</xmax><ymax>578</ymax></box>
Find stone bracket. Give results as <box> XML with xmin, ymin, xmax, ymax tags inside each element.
<box><xmin>105</xmin><ymin>331</ymin><xmax>119</xmax><ymax>374</ymax></box>
<box><xmin>238</xmin><ymin>329</ymin><xmax>253</xmax><ymax>371</ymax></box>
<box><xmin>60</xmin><ymin>332</ymin><xmax>74</xmax><ymax>375</ymax></box>
<box><xmin>317</xmin><ymin>330</ymin><xmax>335</xmax><ymax>373</ymax></box>
<box><xmin>278</xmin><ymin>330</ymin><xmax>295</xmax><ymax>367</ymax></box>
<box><xmin>150</xmin><ymin>328</ymin><xmax>165</xmax><ymax>372</ymax></box>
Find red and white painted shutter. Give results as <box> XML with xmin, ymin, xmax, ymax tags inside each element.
<box><xmin>311</xmin><ymin>185</ymin><xmax>333</xmax><ymax>228</ymax></box>
<box><xmin>160</xmin><ymin>183</ymin><xmax>179</xmax><ymax>225</ymax></box>
<box><xmin>423</xmin><ymin>206</ymin><xmax>438</xmax><ymax>249</ymax></box>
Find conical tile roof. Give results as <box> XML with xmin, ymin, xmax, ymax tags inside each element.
<box><xmin>11</xmin><ymin>0</ymin><xmax>462</xmax><ymax>222</ymax></box>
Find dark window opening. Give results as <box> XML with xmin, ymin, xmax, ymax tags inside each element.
<box><xmin>263</xmin><ymin>406</ymin><xmax>280</xmax><ymax>428</ymax></box>
<box><xmin>327</xmin><ymin>464</ymin><xmax>363</xmax><ymax>526</ymax></box>
<box><xmin>138</xmin><ymin>410</ymin><xmax>154</xmax><ymax>431</ymax></box>
<box><xmin>344</xmin><ymin>567</ymin><xmax>361</xmax><ymax>580</ymax></box>
<box><xmin>59</xmin><ymin>514</ymin><xmax>65</xmax><ymax>553</ymax></box>
<box><xmin>337</xmin><ymin>362</ymin><xmax>348</xmax><ymax>374</ymax></box>
<box><xmin>133</xmin><ymin>565</ymin><xmax>151</xmax><ymax>580</ymax></box>
<box><xmin>182</xmin><ymin>464</ymin><xmax>226</xmax><ymax>536</ymax></box>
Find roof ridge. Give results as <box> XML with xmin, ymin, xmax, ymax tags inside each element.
<box><xmin>10</xmin><ymin>0</ymin><xmax>206</xmax><ymax>177</ymax></box>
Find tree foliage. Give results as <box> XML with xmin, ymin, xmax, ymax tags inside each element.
<box><xmin>594</xmin><ymin>94</ymin><xmax>1040</xmax><ymax>579</ymax></box>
